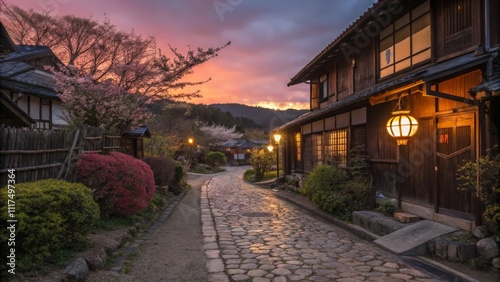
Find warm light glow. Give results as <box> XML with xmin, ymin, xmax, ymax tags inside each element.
<box><xmin>255</xmin><ymin>101</ymin><xmax>309</xmax><ymax>110</ymax></box>
<box><xmin>273</xmin><ymin>133</ymin><xmax>282</xmax><ymax>144</ymax></box>
<box><xmin>267</xmin><ymin>145</ymin><xmax>274</xmax><ymax>152</ymax></box>
<box><xmin>386</xmin><ymin>111</ymin><xmax>418</xmax><ymax>145</ymax></box>
<box><xmin>188</xmin><ymin>138</ymin><xmax>194</xmax><ymax>144</ymax></box>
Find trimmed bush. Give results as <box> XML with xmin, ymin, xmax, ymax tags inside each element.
<box><xmin>77</xmin><ymin>152</ymin><xmax>155</xmax><ymax>217</ymax></box>
<box><xmin>143</xmin><ymin>156</ymin><xmax>176</xmax><ymax>187</ymax></box>
<box><xmin>300</xmin><ymin>165</ymin><xmax>348</xmax><ymax>198</ymax></box>
<box><xmin>301</xmin><ymin>165</ymin><xmax>373</xmax><ymax>220</ymax></box>
<box><xmin>249</xmin><ymin>148</ymin><xmax>274</xmax><ymax>181</ymax></box>
<box><xmin>205</xmin><ymin>151</ymin><xmax>227</xmax><ymax>169</ymax></box>
<box><xmin>170</xmin><ymin>161</ymin><xmax>186</xmax><ymax>195</ymax></box>
<box><xmin>0</xmin><ymin>179</ymin><xmax>99</xmax><ymax>272</ymax></box>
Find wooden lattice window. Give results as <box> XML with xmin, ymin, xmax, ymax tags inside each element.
<box><xmin>324</xmin><ymin>129</ymin><xmax>348</xmax><ymax>166</ymax></box>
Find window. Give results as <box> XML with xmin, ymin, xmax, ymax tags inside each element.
<box><xmin>310</xmin><ymin>83</ymin><xmax>319</xmax><ymax>110</ymax></box>
<box><xmin>312</xmin><ymin>133</ymin><xmax>323</xmax><ymax>166</ymax></box>
<box><xmin>442</xmin><ymin>0</ymin><xmax>473</xmax><ymax>54</ymax></box>
<box><xmin>324</xmin><ymin>129</ymin><xmax>348</xmax><ymax>166</ymax></box>
<box><xmin>295</xmin><ymin>132</ymin><xmax>302</xmax><ymax>161</ymax></box>
<box><xmin>310</xmin><ymin>74</ymin><xmax>328</xmax><ymax>110</ymax></box>
<box><xmin>319</xmin><ymin>74</ymin><xmax>328</xmax><ymax>101</ymax></box>
<box><xmin>379</xmin><ymin>0</ymin><xmax>431</xmax><ymax>78</ymax></box>
<box><xmin>444</xmin><ymin>0</ymin><xmax>471</xmax><ymax>37</ymax></box>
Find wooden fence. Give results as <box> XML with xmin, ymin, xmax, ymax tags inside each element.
<box><xmin>0</xmin><ymin>125</ymin><xmax>123</xmax><ymax>185</ymax></box>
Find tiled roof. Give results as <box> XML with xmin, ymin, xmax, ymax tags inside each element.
<box><xmin>0</xmin><ymin>60</ymin><xmax>58</xmax><ymax>98</ymax></box>
<box><xmin>288</xmin><ymin>1</ymin><xmax>383</xmax><ymax>86</ymax></box>
<box><xmin>223</xmin><ymin>139</ymin><xmax>267</xmax><ymax>149</ymax></box>
<box><xmin>1</xmin><ymin>45</ymin><xmax>54</xmax><ymax>62</ymax></box>
<box><xmin>122</xmin><ymin>125</ymin><xmax>151</xmax><ymax>138</ymax></box>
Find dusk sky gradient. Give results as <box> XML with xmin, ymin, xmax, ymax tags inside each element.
<box><xmin>9</xmin><ymin>0</ymin><xmax>374</xmax><ymax>110</ymax></box>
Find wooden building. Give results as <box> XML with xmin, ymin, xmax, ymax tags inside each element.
<box><xmin>223</xmin><ymin>139</ymin><xmax>268</xmax><ymax>162</ymax></box>
<box><xmin>0</xmin><ymin>22</ymin><xmax>67</xmax><ymax>130</ymax></box>
<box><xmin>280</xmin><ymin>0</ymin><xmax>500</xmax><ymax>231</ymax></box>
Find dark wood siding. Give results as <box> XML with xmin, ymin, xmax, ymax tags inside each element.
<box><xmin>354</xmin><ymin>40</ymin><xmax>376</xmax><ymax>93</ymax></box>
<box><xmin>399</xmin><ymin>117</ymin><xmax>434</xmax><ymax>206</ymax></box>
<box><xmin>337</xmin><ymin>55</ymin><xmax>353</xmax><ymax>100</ymax></box>
<box><xmin>434</xmin><ymin>0</ymin><xmax>482</xmax><ymax>59</ymax></box>
<box><xmin>437</xmin><ymin>70</ymin><xmax>482</xmax><ymax>112</ymax></box>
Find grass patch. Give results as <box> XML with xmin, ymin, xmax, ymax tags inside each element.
<box><xmin>243</xmin><ymin>169</ymin><xmax>282</xmax><ymax>183</ymax></box>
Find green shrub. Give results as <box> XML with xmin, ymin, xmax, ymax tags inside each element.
<box><xmin>143</xmin><ymin>156</ymin><xmax>176</xmax><ymax>187</ymax></box>
<box><xmin>301</xmin><ymin>165</ymin><xmax>373</xmax><ymax>220</ymax></box>
<box><xmin>300</xmin><ymin>165</ymin><xmax>348</xmax><ymax>198</ymax></box>
<box><xmin>375</xmin><ymin>201</ymin><xmax>397</xmax><ymax>216</ymax></box>
<box><xmin>170</xmin><ymin>161</ymin><xmax>187</xmax><ymax>195</ymax></box>
<box><xmin>312</xmin><ymin>181</ymin><xmax>373</xmax><ymax>221</ymax></box>
<box><xmin>249</xmin><ymin>148</ymin><xmax>274</xmax><ymax>181</ymax></box>
<box><xmin>244</xmin><ymin>169</ymin><xmax>256</xmax><ymax>182</ymax></box>
<box><xmin>205</xmin><ymin>151</ymin><xmax>227</xmax><ymax>169</ymax></box>
<box><xmin>457</xmin><ymin>145</ymin><xmax>500</xmax><ymax>235</ymax></box>
<box><xmin>0</xmin><ymin>179</ymin><xmax>99</xmax><ymax>273</ymax></box>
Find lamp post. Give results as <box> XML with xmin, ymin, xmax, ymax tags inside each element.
<box><xmin>187</xmin><ymin>137</ymin><xmax>194</xmax><ymax>167</ymax></box>
<box><xmin>273</xmin><ymin>133</ymin><xmax>282</xmax><ymax>180</ymax></box>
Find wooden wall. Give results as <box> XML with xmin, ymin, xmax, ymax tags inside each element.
<box><xmin>434</xmin><ymin>0</ymin><xmax>482</xmax><ymax>59</ymax></box>
<box><xmin>437</xmin><ymin>69</ymin><xmax>482</xmax><ymax>112</ymax></box>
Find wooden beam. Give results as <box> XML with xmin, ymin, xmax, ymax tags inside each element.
<box><xmin>425</xmin><ymin>82</ymin><xmax>478</xmax><ymax>106</ymax></box>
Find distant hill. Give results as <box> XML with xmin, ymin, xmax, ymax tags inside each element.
<box><xmin>211</xmin><ymin>103</ymin><xmax>308</xmax><ymax>129</ymax></box>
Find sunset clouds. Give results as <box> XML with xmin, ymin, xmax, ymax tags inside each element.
<box><xmin>10</xmin><ymin>0</ymin><xmax>373</xmax><ymax>109</ymax></box>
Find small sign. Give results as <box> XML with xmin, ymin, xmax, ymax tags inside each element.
<box><xmin>439</xmin><ymin>133</ymin><xmax>449</xmax><ymax>144</ymax></box>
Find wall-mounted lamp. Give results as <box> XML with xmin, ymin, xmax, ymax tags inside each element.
<box><xmin>386</xmin><ymin>96</ymin><xmax>418</xmax><ymax>145</ymax></box>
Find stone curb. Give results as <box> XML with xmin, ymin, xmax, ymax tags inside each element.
<box><xmin>201</xmin><ymin>178</ymin><xmax>231</xmax><ymax>282</ymax></box>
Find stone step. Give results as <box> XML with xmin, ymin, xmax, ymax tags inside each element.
<box><xmin>374</xmin><ymin>220</ymin><xmax>458</xmax><ymax>256</ymax></box>
<box><xmin>352</xmin><ymin>210</ymin><xmax>412</xmax><ymax>237</ymax></box>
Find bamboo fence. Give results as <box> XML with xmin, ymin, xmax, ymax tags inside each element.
<box><xmin>0</xmin><ymin>125</ymin><xmax>123</xmax><ymax>185</ymax></box>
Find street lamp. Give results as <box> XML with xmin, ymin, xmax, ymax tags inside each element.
<box><xmin>273</xmin><ymin>133</ymin><xmax>281</xmax><ymax>180</ymax></box>
<box><xmin>267</xmin><ymin>144</ymin><xmax>274</xmax><ymax>152</ymax></box>
<box><xmin>188</xmin><ymin>138</ymin><xmax>194</xmax><ymax>145</ymax></box>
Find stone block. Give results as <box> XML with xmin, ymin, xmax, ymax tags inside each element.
<box><xmin>434</xmin><ymin>238</ymin><xmax>449</xmax><ymax>259</ymax></box>
<box><xmin>447</xmin><ymin>242</ymin><xmax>459</xmax><ymax>262</ymax></box>
<box><xmin>457</xmin><ymin>243</ymin><xmax>477</xmax><ymax>262</ymax></box>
<box><xmin>80</xmin><ymin>246</ymin><xmax>108</xmax><ymax>270</ymax></box>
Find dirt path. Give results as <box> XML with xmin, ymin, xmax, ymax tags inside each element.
<box><xmin>87</xmin><ymin>173</ymin><xmax>211</xmax><ymax>282</ymax></box>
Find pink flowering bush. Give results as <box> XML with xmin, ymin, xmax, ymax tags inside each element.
<box><xmin>76</xmin><ymin>152</ymin><xmax>155</xmax><ymax>216</ymax></box>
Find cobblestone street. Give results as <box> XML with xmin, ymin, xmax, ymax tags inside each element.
<box><xmin>202</xmin><ymin>167</ymin><xmax>443</xmax><ymax>282</ymax></box>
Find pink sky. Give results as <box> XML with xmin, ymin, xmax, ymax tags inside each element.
<box><xmin>7</xmin><ymin>0</ymin><xmax>373</xmax><ymax>110</ymax></box>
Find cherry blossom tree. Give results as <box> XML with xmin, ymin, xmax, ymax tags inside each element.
<box><xmin>49</xmin><ymin>66</ymin><xmax>151</xmax><ymax>132</ymax></box>
<box><xmin>0</xmin><ymin>2</ymin><xmax>230</xmax><ymax>100</ymax></box>
<box><xmin>200</xmin><ymin>124</ymin><xmax>243</xmax><ymax>150</ymax></box>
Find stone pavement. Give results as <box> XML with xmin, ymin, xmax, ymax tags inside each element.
<box><xmin>201</xmin><ymin>167</ymin><xmax>444</xmax><ymax>282</ymax></box>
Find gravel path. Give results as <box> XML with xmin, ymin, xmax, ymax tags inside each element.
<box><xmin>87</xmin><ymin>173</ymin><xmax>211</xmax><ymax>282</ymax></box>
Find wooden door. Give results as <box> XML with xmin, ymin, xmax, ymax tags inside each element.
<box><xmin>436</xmin><ymin>113</ymin><xmax>475</xmax><ymax>219</ymax></box>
